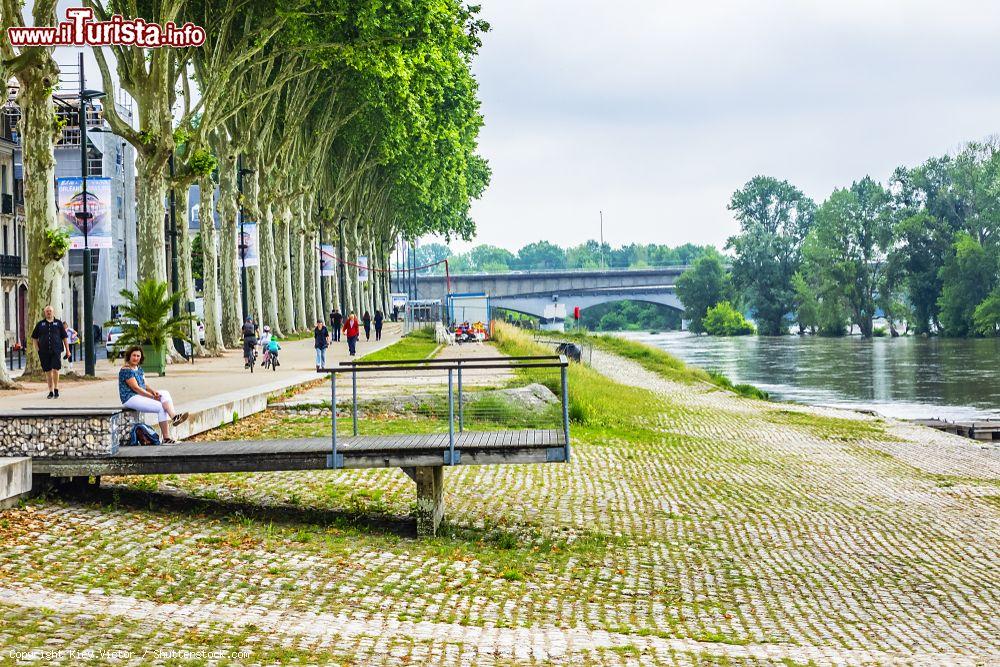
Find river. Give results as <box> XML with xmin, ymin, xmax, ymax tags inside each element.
<box><xmin>626</xmin><ymin>331</ymin><xmax>1000</xmax><ymax>421</ymax></box>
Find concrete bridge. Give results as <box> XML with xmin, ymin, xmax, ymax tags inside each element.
<box><xmin>415</xmin><ymin>267</ymin><xmax>687</xmax><ymax>319</ymax></box>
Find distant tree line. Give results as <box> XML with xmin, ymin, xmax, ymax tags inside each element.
<box><xmin>678</xmin><ymin>139</ymin><xmax>1000</xmax><ymax>338</ymax></box>
<box><xmin>411</xmin><ymin>241</ymin><xmax>714</xmax><ymax>274</ymax></box>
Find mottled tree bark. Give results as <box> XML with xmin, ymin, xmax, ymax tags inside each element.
<box><xmin>276</xmin><ymin>203</ymin><xmax>295</xmax><ymax>333</ymax></box>
<box><xmin>214</xmin><ymin>137</ymin><xmax>242</xmax><ymax>347</ymax></box>
<box><xmin>199</xmin><ymin>175</ymin><xmax>224</xmax><ymax>353</ymax></box>
<box><xmin>135</xmin><ymin>153</ymin><xmax>168</xmax><ymax>285</ymax></box>
<box><xmin>18</xmin><ymin>70</ymin><xmax>65</xmax><ymax>375</ymax></box>
<box><xmin>259</xmin><ymin>202</ymin><xmax>280</xmax><ymax>334</ymax></box>
<box><xmin>174</xmin><ymin>188</ymin><xmax>206</xmax><ymax>356</ymax></box>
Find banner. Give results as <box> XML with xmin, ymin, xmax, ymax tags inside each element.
<box><xmin>58</xmin><ymin>177</ymin><xmax>112</xmax><ymax>249</ymax></box>
<box><xmin>320</xmin><ymin>244</ymin><xmax>337</xmax><ymax>276</ymax></box>
<box><xmin>238</xmin><ymin>222</ymin><xmax>259</xmax><ymax>267</ymax></box>
<box><xmin>390</xmin><ymin>293</ymin><xmax>407</xmax><ymax>309</ymax></box>
<box><xmin>357</xmin><ymin>255</ymin><xmax>369</xmax><ymax>283</ymax></box>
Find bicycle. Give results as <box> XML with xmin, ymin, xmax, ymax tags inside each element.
<box><xmin>245</xmin><ymin>346</ymin><xmax>257</xmax><ymax>373</ymax></box>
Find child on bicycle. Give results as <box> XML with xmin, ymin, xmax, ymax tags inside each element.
<box><xmin>259</xmin><ymin>325</ymin><xmax>272</xmax><ymax>366</ymax></box>
<box><xmin>267</xmin><ymin>335</ymin><xmax>281</xmax><ymax>368</ymax></box>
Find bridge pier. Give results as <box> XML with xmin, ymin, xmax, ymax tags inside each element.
<box><xmin>403</xmin><ymin>466</ymin><xmax>444</xmax><ymax>536</ymax></box>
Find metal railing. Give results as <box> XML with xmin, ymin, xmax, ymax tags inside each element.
<box><xmin>318</xmin><ymin>354</ymin><xmax>570</xmax><ymax>469</ymax></box>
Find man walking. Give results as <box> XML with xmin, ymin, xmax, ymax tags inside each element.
<box><xmin>31</xmin><ymin>305</ymin><xmax>70</xmax><ymax>399</ymax></box>
<box><xmin>374</xmin><ymin>309</ymin><xmax>384</xmax><ymax>341</ymax></box>
<box><xmin>313</xmin><ymin>319</ymin><xmax>331</xmax><ymax>370</ymax></box>
<box><xmin>330</xmin><ymin>308</ymin><xmax>342</xmax><ymax>342</ymax></box>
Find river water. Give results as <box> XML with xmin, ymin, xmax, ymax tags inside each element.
<box><xmin>626</xmin><ymin>331</ymin><xmax>1000</xmax><ymax>421</ymax></box>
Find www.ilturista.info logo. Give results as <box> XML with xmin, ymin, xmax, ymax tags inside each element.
<box><xmin>6</xmin><ymin>7</ymin><xmax>205</xmax><ymax>47</ymax></box>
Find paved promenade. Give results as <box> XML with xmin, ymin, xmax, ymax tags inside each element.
<box><xmin>0</xmin><ymin>343</ymin><xmax>997</xmax><ymax>664</ymax></box>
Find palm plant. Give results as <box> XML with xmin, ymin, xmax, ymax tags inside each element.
<box><xmin>106</xmin><ymin>279</ymin><xmax>195</xmax><ymax>354</ymax></box>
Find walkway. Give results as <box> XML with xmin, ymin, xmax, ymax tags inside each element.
<box><xmin>0</xmin><ymin>324</ymin><xmax>403</xmax><ymax>438</ymax></box>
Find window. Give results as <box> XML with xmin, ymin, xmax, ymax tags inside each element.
<box><xmin>3</xmin><ymin>224</ymin><xmax>7</xmax><ymax>255</ymax></box>
<box><xmin>1</xmin><ymin>165</ymin><xmax>6</xmax><ymax>195</ymax></box>
<box><xmin>3</xmin><ymin>292</ymin><xmax>8</xmax><ymax>329</ymax></box>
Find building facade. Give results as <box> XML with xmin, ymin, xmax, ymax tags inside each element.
<box><xmin>0</xmin><ymin>109</ymin><xmax>27</xmax><ymax>349</ymax></box>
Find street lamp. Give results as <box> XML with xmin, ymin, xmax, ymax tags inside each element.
<box><xmin>237</xmin><ymin>159</ymin><xmax>254</xmax><ymax>321</ymax></box>
<box><xmin>337</xmin><ymin>215</ymin><xmax>348</xmax><ymax>312</ymax></box>
<box><xmin>78</xmin><ymin>52</ymin><xmax>106</xmax><ymax>377</ymax></box>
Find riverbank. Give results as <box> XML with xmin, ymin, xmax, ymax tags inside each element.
<box><xmin>0</xmin><ymin>324</ymin><xmax>997</xmax><ymax>663</ymax></box>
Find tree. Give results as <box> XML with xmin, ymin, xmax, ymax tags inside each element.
<box><xmin>702</xmin><ymin>302</ymin><xmax>755</xmax><ymax>336</ymax></box>
<box><xmin>937</xmin><ymin>233</ymin><xmax>995</xmax><ymax>336</ymax></box>
<box><xmin>415</xmin><ymin>243</ymin><xmax>451</xmax><ymax>273</ymax></box>
<box><xmin>889</xmin><ymin>212</ymin><xmax>952</xmax><ymax>334</ymax></box>
<box><xmin>791</xmin><ymin>272</ymin><xmax>819</xmax><ymax>334</ymax></box>
<box><xmin>726</xmin><ymin>176</ymin><xmax>815</xmax><ymax>335</ymax></box>
<box><xmin>807</xmin><ymin>177</ymin><xmax>894</xmax><ymax>338</ymax></box>
<box><xmin>515</xmin><ymin>241</ymin><xmax>566</xmax><ymax>270</ymax></box>
<box><xmin>676</xmin><ymin>252</ymin><xmax>727</xmax><ymax>334</ymax></box>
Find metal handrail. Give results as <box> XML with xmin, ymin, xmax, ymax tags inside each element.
<box><xmin>323</xmin><ymin>354</ymin><xmax>570</xmax><ymax>469</ymax></box>
<box><xmin>338</xmin><ymin>354</ymin><xmax>561</xmax><ymax>366</ymax></box>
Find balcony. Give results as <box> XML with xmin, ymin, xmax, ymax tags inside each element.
<box><xmin>1</xmin><ymin>194</ymin><xmax>11</xmax><ymax>215</ymax></box>
<box><xmin>0</xmin><ymin>254</ymin><xmax>22</xmax><ymax>277</ymax></box>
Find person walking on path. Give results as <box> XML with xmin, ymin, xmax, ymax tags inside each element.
<box><xmin>343</xmin><ymin>311</ymin><xmax>360</xmax><ymax>356</ymax></box>
<box><xmin>31</xmin><ymin>305</ymin><xmax>70</xmax><ymax>399</ymax></box>
<box><xmin>313</xmin><ymin>319</ymin><xmax>331</xmax><ymax>370</ymax></box>
<box><xmin>119</xmin><ymin>346</ymin><xmax>188</xmax><ymax>443</ymax></box>
<box><xmin>330</xmin><ymin>309</ymin><xmax>342</xmax><ymax>342</ymax></box>
<box><xmin>373</xmin><ymin>310</ymin><xmax>384</xmax><ymax>341</ymax></box>
<box><xmin>362</xmin><ymin>311</ymin><xmax>372</xmax><ymax>341</ymax></box>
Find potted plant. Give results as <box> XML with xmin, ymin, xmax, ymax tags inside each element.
<box><xmin>105</xmin><ymin>279</ymin><xmax>195</xmax><ymax>376</ymax></box>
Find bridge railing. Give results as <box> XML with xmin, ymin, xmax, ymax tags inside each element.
<box><xmin>318</xmin><ymin>355</ymin><xmax>570</xmax><ymax>468</ymax></box>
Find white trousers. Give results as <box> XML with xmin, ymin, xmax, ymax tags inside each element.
<box><xmin>123</xmin><ymin>389</ymin><xmax>173</xmax><ymax>423</ymax></box>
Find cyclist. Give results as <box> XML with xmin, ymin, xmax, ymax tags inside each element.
<box><xmin>259</xmin><ymin>325</ymin><xmax>272</xmax><ymax>367</ymax></box>
<box><xmin>267</xmin><ymin>335</ymin><xmax>281</xmax><ymax>368</ymax></box>
<box><xmin>242</xmin><ymin>317</ymin><xmax>258</xmax><ymax>369</ymax></box>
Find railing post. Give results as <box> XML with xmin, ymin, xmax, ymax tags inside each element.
<box><xmin>457</xmin><ymin>361</ymin><xmax>464</xmax><ymax>433</ymax></box>
<box><xmin>352</xmin><ymin>368</ymin><xmax>359</xmax><ymax>436</ymax></box>
<box><xmin>447</xmin><ymin>368</ymin><xmax>456</xmax><ymax>464</ymax></box>
<box><xmin>561</xmin><ymin>359</ymin><xmax>570</xmax><ymax>462</ymax></box>
<box><xmin>328</xmin><ymin>372</ymin><xmax>341</xmax><ymax>469</ymax></box>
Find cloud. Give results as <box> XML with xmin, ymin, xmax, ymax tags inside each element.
<box><xmin>454</xmin><ymin>0</ymin><xmax>1000</xmax><ymax>252</ymax></box>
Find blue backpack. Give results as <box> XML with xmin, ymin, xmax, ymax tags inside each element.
<box><xmin>128</xmin><ymin>423</ymin><xmax>161</xmax><ymax>447</ymax></box>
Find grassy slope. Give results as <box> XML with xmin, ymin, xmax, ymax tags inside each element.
<box><xmin>360</xmin><ymin>327</ymin><xmax>439</xmax><ymax>362</ymax></box>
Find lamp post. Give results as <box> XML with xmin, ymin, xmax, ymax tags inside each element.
<box><xmin>236</xmin><ymin>158</ymin><xmax>254</xmax><ymax>320</ymax></box>
<box><xmin>77</xmin><ymin>52</ymin><xmax>106</xmax><ymax>377</ymax></box>
<box><xmin>318</xmin><ymin>203</ymin><xmax>328</xmax><ymax>318</ymax></box>
<box><xmin>337</xmin><ymin>215</ymin><xmax>347</xmax><ymax>312</ymax></box>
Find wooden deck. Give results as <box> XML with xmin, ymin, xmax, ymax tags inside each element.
<box><xmin>31</xmin><ymin>429</ymin><xmax>568</xmax><ymax>477</ymax></box>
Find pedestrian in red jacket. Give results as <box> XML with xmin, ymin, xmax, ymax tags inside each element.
<box><xmin>343</xmin><ymin>312</ymin><xmax>361</xmax><ymax>356</ymax></box>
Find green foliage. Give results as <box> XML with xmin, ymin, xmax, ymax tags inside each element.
<box><xmin>937</xmin><ymin>232</ymin><xmax>995</xmax><ymax>336</ymax></box>
<box><xmin>676</xmin><ymin>252</ymin><xmax>728</xmax><ymax>334</ymax></box>
<box><xmin>580</xmin><ymin>300</ymin><xmax>681</xmax><ymax>332</ymax></box>
<box><xmin>791</xmin><ymin>272</ymin><xmax>818</xmax><ymax>334</ymax></box>
<box><xmin>726</xmin><ymin>176</ymin><xmax>815</xmax><ymax>336</ymax></box>
<box><xmin>173</xmin><ymin>128</ymin><xmax>192</xmax><ymax>146</ymax></box>
<box><xmin>189</xmin><ymin>148</ymin><xmax>217</xmax><ymax>177</ymax></box>
<box><xmin>41</xmin><ymin>227</ymin><xmax>70</xmax><ymax>262</ymax></box>
<box><xmin>106</xmin><ymin>279</ymin><xmax>196</xmax><ymax>351</ymax></box>
<box><xmin>191</xmin><ymin>232</ymin><xmax>203</xmax><ymax>283</ymax></box>
<box><xmin>973</xmin><ymin>287</ymin><xmax>1000</xmax><ymax>335</ymax></box>
<box><xmin>702</xmin><ymin>301</ymin><xmax>755</xmax><ymax>336</ymax></box>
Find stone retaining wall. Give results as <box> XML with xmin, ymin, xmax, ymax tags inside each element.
<box><xmin>0</xmin><ymin>410</ymin><xmax>143</xmax><ymax>458</ymax></box>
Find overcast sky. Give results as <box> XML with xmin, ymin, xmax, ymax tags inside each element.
<box><xmin>448</xmin><ymin>0</ymin><xmax>1000</xmax><ymax>252</ymax></box>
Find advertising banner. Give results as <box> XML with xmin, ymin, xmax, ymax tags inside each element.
<box><xmin>320</xmin><ymin>244</ymin><xmax>337</xmax><ymax>276</ymax></box>
<box><xmin>390</xmin><ymin>293</ymin><xmax>408</xmax><ymax>310</ymax></box>
<box><xmin>239</xmin><ymin>222</ymin><xmax>260</xmax><ymax>267</ymax></box>
<box><xmin>58</xmin><ymin>177</ymin><xmax>113</xmax><ymax>249</ymax></box>
<box><xmin>357</xmin><ymin>255</ymin><xmax>369</xmax><ymax>283</ymax></box>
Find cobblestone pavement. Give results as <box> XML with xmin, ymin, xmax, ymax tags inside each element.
<box><xmin>0</xmin><ymin>349</ymin><xmax>998</xmax><ymax>665</ymax></box>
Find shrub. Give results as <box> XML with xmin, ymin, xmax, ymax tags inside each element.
<box><xmin>702</xmin><ymin>302</ymin><xmax>755</xmax><ymax>336</ymax></box>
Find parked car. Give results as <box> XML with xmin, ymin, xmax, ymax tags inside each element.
<box><xmin>105</xmin><ymin>325</ymin><xmax>126</xmax><ymax>357</ymax></box>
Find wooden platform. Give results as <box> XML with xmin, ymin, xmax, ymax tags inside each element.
<box><xmin>31</xmin><ymin>429</ymin><xmax>568</xmax><ymax>478</ymax></box>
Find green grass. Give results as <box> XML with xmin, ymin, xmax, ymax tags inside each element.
<box><xmin>362</xmin><ymin>327</ymin><xmax>439</xmax><ymax>362</ymax></box>
<box><xmin>550</xmin><ymin>329</ymin><xmax>769</xmax><ymax>399</ymax></box>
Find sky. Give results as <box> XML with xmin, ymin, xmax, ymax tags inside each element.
<box><xmin>449</xmin><ymin>0</ymin><xmax>1000</xmax><ymax>253</ymax></box>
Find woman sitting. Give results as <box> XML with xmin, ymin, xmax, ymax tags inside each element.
<box><xmin>118</xmin><ymin>346</ymin><xmax>188</xmax><ymax>443</ymax></box>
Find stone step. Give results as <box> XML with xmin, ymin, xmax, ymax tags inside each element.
<box><xmin>0</xmin><ymin>457</ymin><xmax>31</xmax><ymax>509</ymax></box>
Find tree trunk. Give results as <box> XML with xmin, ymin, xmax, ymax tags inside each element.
<box><xmin>213</xmin><ymin>135</ymin><xmax>241</xmax><ymax>347</ymax></box>
<box><xmin>293</xmin><ymin>216</ymin><xmax>307</xmax><ymax>330</ymax></box>
<box><xmin>135</xmin><ymin>151</ymin><xmax>169</xmax><ymax>285</ymax></box>
<box><xmin>259</xmin><ymin>202</ymin><xmax>280</xmax><ymax>335</ymax></box>
<box><xmin>306</xmin><ymin>229</ymin><xmax>319</xmax><ymax>325</ymax></box>
<box><xmin>276</xmin><ymin>204</ymin><xmax>295</xmax><ymax>333</ymax></box>
<box><xmin>174</xmin><ymin>187</ymin><xmax>206</xmax><ymax>356</ymax></box>
<box><xmin>19</xmin><ymin>70</ymin><xmax>65</xmax><ymax>376</ymax></box>
<box><xmin>199</xmin><ymin>175</ymin><xmax>224</xmax><ymax>353</ymax></box>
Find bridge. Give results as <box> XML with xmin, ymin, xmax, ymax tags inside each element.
<box><xmin>415</xmin><ymin>267</ymin><xmax>687</xmax><ymax>323</ymax></box>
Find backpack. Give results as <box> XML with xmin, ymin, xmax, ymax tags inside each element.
<box><xmin>242</xmin><ymin>322</ymin><xmax>255</xmax><ymax>337</ymax></box>
<box><xmin>127</xmin><ymin>423</ymin><xmax>161</xmax><ymax>447</ymax></box>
